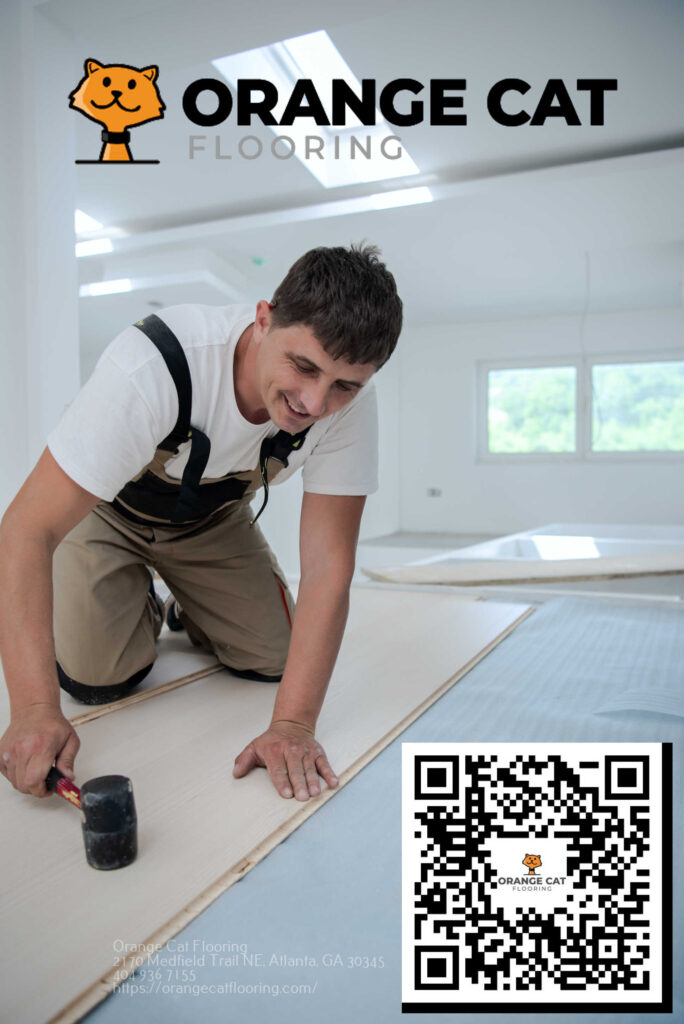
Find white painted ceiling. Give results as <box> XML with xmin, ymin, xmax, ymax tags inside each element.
<box><xmin>40</xmin><ymin>0</ymin><xmax>684</xmax><ymax>362</ymax></box>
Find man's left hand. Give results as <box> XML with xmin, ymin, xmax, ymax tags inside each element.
<box><xmin>233</xmin><ymin>721</ymin><xmax>338</xmax><ymax>800</ymax></box>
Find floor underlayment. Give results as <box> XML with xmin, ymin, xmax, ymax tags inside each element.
<box><xmin>82</xmin><ymin>594</ymin><xmax>683</xmax><ymax>1024</ymax></box>
<box><xmin>0</xmin><ymin>587</ymin><xmax>531</xmax><ymax>1024</ymax></box>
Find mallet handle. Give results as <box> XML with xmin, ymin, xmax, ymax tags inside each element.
<box><xmin>45</xmin><ymin>767</ymin><xmax>82</xmax><ymax>809</ymax></box>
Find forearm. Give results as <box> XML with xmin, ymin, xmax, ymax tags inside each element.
<box><xmin>0</xmin><ymin>519</ymin><xmax>61</xmax><ymax>714</ymax></box>
<box><xmin>270</xmin><ymin>570</ymin><xmax>351</xmax><ymax>731</ymax></box>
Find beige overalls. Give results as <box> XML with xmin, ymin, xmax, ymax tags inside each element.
<box><xmin>52</xmin><ymin>314</ymin><xmax>306</xmax><ymax>695</ymax></box>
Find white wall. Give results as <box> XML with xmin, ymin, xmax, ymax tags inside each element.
<box><xmin>357</xmin><ymin>354</ymin><xmax>401</xmax><ymax>541</ymax></box>
<box><xmin>0</xmin><ymin>0</ymin><xmax>29</xmax><ymax>515</ymax></box>
<box><xmin>0</xmin><ymin>1</ymin><xmax>80</xmax><ymax>517</ymax></box>
<box><xmin>399</xmin><ymin>306</ymin><xmax>684</xmax><ymax>535</ymax></box>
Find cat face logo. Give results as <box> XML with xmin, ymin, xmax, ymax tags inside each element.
<box><xmin>69</xmin><ymin>59</ymin><xmax>165</xmax><ymax>164</ymax></box>
<box><xmin>522</xmin><ymin>853</ymin><xmax>542</xmax><ymax>876</ymax></box>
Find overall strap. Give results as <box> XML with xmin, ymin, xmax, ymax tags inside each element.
<box><xmin>133</xmin><ymin>314</ymin><xmax>211</xmax><ymax>522</ymax></box>
<box><xmin>134</xmin><ymin>314</ymin><xmax>192</xmax><ymax>451</ymax></box>
<box><xmin>250</xmin><ymin>427</ymin><xmax>311</xmax><ymax>526</ymax></box>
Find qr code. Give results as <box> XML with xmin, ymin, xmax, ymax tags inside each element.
<box><xmin>402</xmin><ymin>743</ymin><xmax>671</xmax><ymax>1013</ymax></box>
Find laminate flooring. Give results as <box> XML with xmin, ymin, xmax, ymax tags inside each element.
<box><xmin>0</xmin><ymin>587</ymin><xmax>532</xmax><ymax>1023</ymax></box>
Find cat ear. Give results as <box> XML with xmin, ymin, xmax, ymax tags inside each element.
<box><xmin>141</xmin><ymin>66</ymin><xmax>159</xmax><ymax>83</ymax></box>
<box><xmin>85</xmin><ymin>59</ymin><xmax>103</xmax><ymax>76</ymax></box>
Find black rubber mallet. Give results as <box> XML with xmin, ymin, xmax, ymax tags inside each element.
<box><xmin>45</xmin><ymin>767</ymin><xmax>137</xmax><ymax>871</ymax></box>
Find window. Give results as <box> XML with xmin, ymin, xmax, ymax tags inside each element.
<box><xmin>591</xmin><ymin>360</ymin><xmax>684</xmax><ymax>452</ymax></box>
<box><xmin>479</xmin><ymin>356</ymin><xmax>684</xmax><ymax>459</ymax></box>
<box><xmin>487</xmin><ymin>366</ymin><xmax>577</xmax><ymax>454</ymax></box>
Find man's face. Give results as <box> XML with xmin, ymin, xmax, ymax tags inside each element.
<box><xmin>254</xmin><ymin>310</ymin><xmax>377</xmax><ymax>432</ymax></box>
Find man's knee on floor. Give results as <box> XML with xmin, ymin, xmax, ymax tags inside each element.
<box><xmin>56</xmin><ymin>661</ymin><xmax>154</xmax><ymax>705</ymax></box>
<box><xmin>228</xmin><ymin>666</ymin><xmax>283</xmax><ymax>683</ymax></box>
<box><xmin>209</xmin><ymin>626</ymin><xmax>290</xmax><ymax>682</ymax></box>
<box><xmin>212</xmin><ymin>644</ymin><xmax>287</xmax><ymax>683</ymax></box>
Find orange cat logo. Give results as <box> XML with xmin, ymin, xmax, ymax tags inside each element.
<box><xmin>69</xmin><ymin>59</ymin><xmax>165</xmax><ymax>163</ymax></box>
<box><xmin>522</xmin><ymin>853</ymin><xmax>542</xmax><ymax>875</ymax></box>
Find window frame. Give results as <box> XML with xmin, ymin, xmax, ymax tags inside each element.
<box><xmin>477</xmin><ymin>351</ymin><xmax>684</xmax><ymax>463</ymax></box>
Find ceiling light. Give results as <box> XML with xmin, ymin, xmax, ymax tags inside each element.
<box><xmin>368</xmin><ymin>187</ymin><xmax>433</xmax><ymax>210</ymax></box>
<box><xmin>79</xmin><ymin>279</ymin><xmax>132</xmax><ymax>297</ymax></box>
<box><xmin>75</xmin><ymin>238</ymin><xmax>114</xmax><ymax>258</ymax></box>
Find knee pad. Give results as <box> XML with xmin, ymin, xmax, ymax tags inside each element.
<box><xmin>56</xmin><ymin>661</ymin><xmax>153</xmax><ymax>705</ymax></box>
<box><xmin>227</xmin><ymin>666</ymin><xmax>282</xmax><ymax>683</ymax></box>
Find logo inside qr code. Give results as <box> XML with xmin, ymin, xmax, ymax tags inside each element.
<box><xmin>402</xmin><ymin>742</ymin><xmax>671</xmax><ymax>1014</ymax></box>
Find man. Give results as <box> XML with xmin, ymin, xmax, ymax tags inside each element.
<box><xmin>0</xmin><ymin>244</ymin><xmax>402</xmax><ymax>804</ymax></box>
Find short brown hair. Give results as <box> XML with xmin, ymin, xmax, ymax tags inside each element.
<box><xmin>270</xmin><ymin>243</ymin><xmax>402</xmax><ymax>367</ymax></box>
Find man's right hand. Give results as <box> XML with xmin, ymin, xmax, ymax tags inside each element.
<box><xmin>0</xmin><ymin>704</ymin><xmax>80</xmax><ymax>797</ymax></box>
<box><xmin>0</xmin><ymin>449</ymin><xmax>97</xmax><ymax>799</ymax></box>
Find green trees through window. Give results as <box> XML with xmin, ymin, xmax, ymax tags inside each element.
<box><xmin>486</xmin><ymin>360</ymin><xmax>684</xmax><ymax>455</ymax></box>
<box><xmin>592</xmin><ymin>361</ymin><xmax>684</xmax><ymax>451</ymax></box>
<box><xmin>488</xmin><ymin>367</ymin><xmax>576</xmax><ymax>453</ymax></box>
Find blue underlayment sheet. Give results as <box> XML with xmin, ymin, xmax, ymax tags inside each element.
<box><xmin>87</xmin><ymin>597</ymin><xmax>682</xmax><ymax>1024</ymax></box>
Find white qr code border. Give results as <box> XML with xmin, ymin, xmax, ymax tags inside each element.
<box><xmin>401</xmin><ymin>742</ymin><xmax>672</xmax><ymax>1014</ymax></box>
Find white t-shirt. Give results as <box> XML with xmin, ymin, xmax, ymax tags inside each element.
<box><xmin>48</xmin><ymin>304</ymin><xmax>378</xmax><ymax>502</ymax></box>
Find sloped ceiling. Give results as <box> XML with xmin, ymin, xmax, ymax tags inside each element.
<box><xmin>40</xmin><ymin>0</ymin><xmax>684</xmax><ymax>360</ymax></box>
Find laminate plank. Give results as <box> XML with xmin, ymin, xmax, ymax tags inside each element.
<box><xmin>0</xmin><ymin>588</ymin><xmax>532</xmax><ymax>1024</ymax></box>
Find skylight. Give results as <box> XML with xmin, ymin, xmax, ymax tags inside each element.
<box><xmin>74</xmin><ymin>209</ymin><xmax>103</xmax><ymax>234</ymax></box>
<box><xmin>212</xmin><ymin>30</ymin><xmax>421</xmax><ymax>189</ymax></box>
<box><xmin>74</xmin><ymin>208</ymin><xmax>121</xmax><ymax>258</ymax></box>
